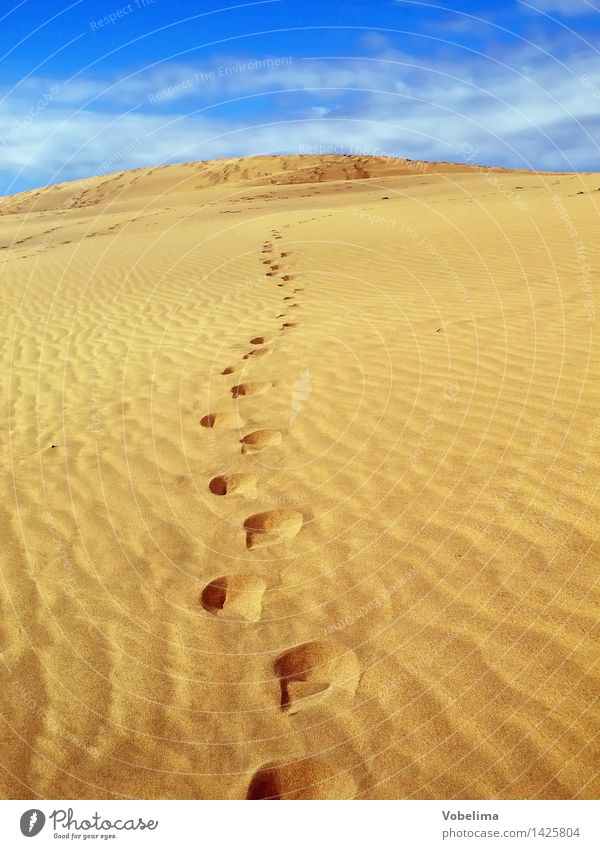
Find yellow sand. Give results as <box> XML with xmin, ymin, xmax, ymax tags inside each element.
<box><xmin>0</xmin><ymin>155</ymin><xmax>598</xmax><ymax>800</ymax></box>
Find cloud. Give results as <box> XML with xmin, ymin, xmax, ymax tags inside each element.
<box><xmin>519</xmin><ymin>0</ymin><xmax>599</xmax><ymax>16</ymax></box>
<box><xmin>1</xmin><ymin>44</ymin><xmax>599</xmax><ymax>194</ymax></box>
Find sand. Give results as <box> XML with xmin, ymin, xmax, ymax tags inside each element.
<box><xmin>0</xmin><ymin>155</ymin><xmax>598</xmax><ymax>800</ymax></box>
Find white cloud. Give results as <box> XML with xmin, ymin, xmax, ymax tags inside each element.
<box><xmin>519</xmin><ymin>0</ymin><xmax>599</xmax><ymax>15</ymax></box>
<box><xmin>1</xmin><ymin>46</ymin><xmax>599</xmax><ymax>193</ymax></box>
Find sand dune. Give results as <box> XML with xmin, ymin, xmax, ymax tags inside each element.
<box><xmin>0</xmin><ymin>155</ymin><xmax>598</xmax><ymax>800</ymax></box>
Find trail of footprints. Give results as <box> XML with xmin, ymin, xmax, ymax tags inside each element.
<box><xmin>199</xmin><ymin>229</ymin><xmax>358</xmax><ymax>798</ymax></box>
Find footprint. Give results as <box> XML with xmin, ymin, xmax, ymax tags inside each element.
<box><xmin>281</xmin><ymin>275</ymin><xmax>293</xmax><ymax>281</ymax></box>
<box><xmin>266</xmin><ymin>271</ymin><xmax>277</xmax><ymax>277</ymax></box>
<box><xmin>231</xmin><ymin>381</ymin><xmax>271</xmax><ymax>398</ymax></box>
<box><xmin>270</xmin><ymin>264</ymin><xmax>280</xmax><ymax>271</ymax></box>
<box><xmin>221</xmin><ymin>365</ymin><xmax>238</xmax><ymax>375</ymax></box>
<box><xmin>281</xmin><ymin>322</ymin><xmax>298</xmax><ymax>330</ymax></box>
<box><xmin>293</xmin><ymin>288</ymin><xmax>304</xmax><ymax>293</ymax></box>
<box><xmin>280</xmin><ymin>252</ymin><xmax>289</xmax><ymax>258</ymax></box>
<box><xmin>200</xmin><ymin>412</ymin><xmax>243</xmax><ymax>429</ymax></box>
<box><xmin>249</xmin><ymin>336</ymin><xmax>268</xmax><ymax>345</ymax></box>
<box><xmin>276</xmin><ymin>313</ymin><xmax>286</xmax><ymax>318</ymax></box>
<box><xmin>201</xmin><ymin>575</ymin><xmax>266</xmax><ymax>622</ymax></box>
<box><xmin>243</xmin><ymin>510</ymin><xmax>303</xmax><ymax>550</ymax></box>
<box><xmin>243</xmin><ymin>347</ymin><xmax>272</xmax><ymax>360</ymax></box>
<box><xmin>247</xmin><ymin>758</ymin><xmax>357</xmax><ymax>800</ymax></box>
<box><xmin>282</xmin><ymin>296</ymin><xmax>293</xmax><ymax>301</ymax></box>
<box><xmin>209</xmin><ymin>473</ymin><xmax>257</xmax><ymax>498</ymax></box>
<box><xmin>274</xmin><ymin>640</ymin><xmax>359</xmax><ymax>715</ymax></box>
<box><xmin>240</xmin><ymin>429</ymin><xmax>282</xmax><ymax>453</ymax></box>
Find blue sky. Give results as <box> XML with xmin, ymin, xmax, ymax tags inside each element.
<box><xmin>1</xmin><ymin>0</ymin><xmax>599</xmax><ymax>193</ymax></box>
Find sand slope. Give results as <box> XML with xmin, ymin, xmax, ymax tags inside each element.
<box><xmin>0</xmin><ymin>155</ymin><xmax>598</xmax><ymax>799</ymax></box>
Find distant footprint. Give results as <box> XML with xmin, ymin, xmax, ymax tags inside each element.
<box><xmin>201</xmin><ymin>575</ymin><xmax>266</xmax><ymax>621</ymax></box>
<box><xmin>270</xmin><ymin>264</ymin><xmax>280</xmax><ymax>271</ymax></box>
<box><xmin>200</xmin><ymin>412</ymin><xmax>243</xmax><ymax>428</ymax></box>
<box><xmin>209</xmin><ymin>473</ymin><xmax>257</xmax><ymax>498</ymax></box>
<box><xmin>293</xmin><ymin>288</ymin><xmax>304</xmax><ymax>293</ymax></box>
<box><xmin>231</xmin><ymin>381</ymin><xmax>271</xmax><ymax>398</ymax></box>
<box><xmin>281</xmin><ymin>274</ymin><xmax>293</xmax><ymax>281</ymax></box>
<box><xmin>243</xmin><ymin>347</ymin><xmax>272</xmax><ymax>360</ymax></box>
<box><xmin>247</xmin><ymin>758</ymin><xmax>357</xmax><ymax>800</ymax></box>
<box><xmin>274</xmin><ymin>640</ymin><xmax>359</xmax><ymax>715</ymax></box>
<box><xmin>221</xmin><ymin>365</ymin><xmax>238</xmax><ymax>375</ymax></box>
<box><xmin>243</xmin><ymin>510</ymin><xmax>303</xmax><ymax>550</ymax></box>
<box><xmin>249</xmin><ymin>336</ymin><xmax>268</xmax><ymax>345</ymax></box>
<box><xmin>281</xmin><ymin>322</ymin><xmax>299</xmax><ymax>330</ymax></box>
<box><xmin>280</xmin><ymin>251</ymin><xmax>289</xmax><ymax>258</ymax></box>
<box><xmin>240</xmin><ymin>429</ymin><xmax>282</xmax><ymax>453</ymax></box>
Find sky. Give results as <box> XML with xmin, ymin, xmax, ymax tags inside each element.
<box><xmin>1</xmin><ymin>0</ymin><xmax>599</xmax><ymax>194</ymax></box>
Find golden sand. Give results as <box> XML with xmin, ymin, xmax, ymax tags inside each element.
<box><xmin>0</xmin><ymin>155</ymin><xmax>598</xmax><ymax>799</ymax></box>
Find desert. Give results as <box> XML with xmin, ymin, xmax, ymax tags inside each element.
<box><xmin>0</xmin><ymin>154</ymin><xmax>598</xmax><ymax>800</ymax></box>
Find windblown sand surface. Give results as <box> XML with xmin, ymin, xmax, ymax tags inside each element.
<box><xmin>1</xmin><ymin>155</ymin><xmax>598</xmax><ymax>799</ymax></box>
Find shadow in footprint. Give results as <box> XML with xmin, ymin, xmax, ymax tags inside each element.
<box><xmin>201</xmin><ymin>574</ymin><xmax>266</xmax><ymax>621</ymax></box>
<box><xmin>243</xmin><ymin>347</ymin><xmax>272</xmax><ymax>360</ymax></box>
<box><xmin>247</xmin><ymin>759</ymin><xmax>357</xmax><ymax>799</ymax></box>
<box><xmin>240</xmin><ymin>429</ymin><xmax>282</xmax><ymax>453</ymax></box>
<box><xmin>209</xmin><ymin>473</ymin><xmax>257</xmax><ymax>498</ymax></box>
<box><xmin>231</xmin><ymin>381</ymin><xmax>271</xmax><ymax>398</ymax></box>
<box><xmin>244</xmin><ymin>510</ymin><xmax>303</xmax><ymax>550</ymax></box>
<box><xmin>274</xmin><ymin>639</ymin><xmax>359</xmax><ymax>715</ymax></box>
<box><xmin>200</xmin><ymin>412</ymin><xmax>242</xmax><ymax>428</ymax></box>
